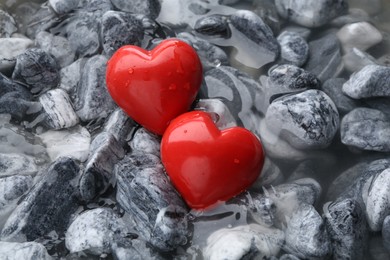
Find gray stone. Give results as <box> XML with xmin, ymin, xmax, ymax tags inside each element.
<box><xmin>323</xmin><ymin>199</ymin><xmax>368</xmax><ymax>260</ymax></box>
<box><xmin>39</xmin><ymin>89</ymin><xmax>79</xmax><ymax>130</ymax></box>
<box><xmin>284</xmin><ymin>204</ymin><xmax>331</xmax><ymax>259</ymax></box>
<box><xmin>265</xmin><ymin>89</ymin><xmax>339</xmax><ymax>150</ymax></box>
<box><xmin>1</xmin><ymin>157</ymin><xmax>80</xmax><ymax>242</ymax></box>
<box><xmin>252</xmin><ymin>157</ymin><xmax>284</xmax><ymax>189</ymax></box>
<box><xmin>12</xmin><ymin>48</ymin><xmax>60</xmax><ymax>94</ymax></box>
<box><xmin>59</xmin><ymin>58</ymin><xmax>86</xmax><ymax>93</ymax></box>
<box><xmin>194</xmin><ymin>14</ymin><xmax>230</xmax><ymax>39</ymax></box>
<box><xmin>23</xmin><ymin>4</ymin><xmax>58</xmax><ymax>38</ymax></box>
<box><xmin>74</xmin><ymin>55</ymin><xmax>116</xmax><ymax>122</ymax></box>
<box><xmin>103</xmin><ymin>108</ymin><xmax>136</xmax><ymax>146</ymax></box>
<box><xmin>49</xmin><ymin>0</ymin><xmax>79</xmax><ymax>14</ymax></box>
<box><xmin>35</xmin><ymin>31</ymin><xmax>75</xmax><ymax>68</ymax></box>
<box><xmin>304</xmin><ymin>34</ymin><xmax>343</xmax><ymax>82</ymax></box>
<box><xmin>112</xmin><ymin>238</ymin><xmax>162</xmax><ymax>260</ymax></box>
<box><xmin>321</xmin><ymin>78</ymin><xmax>360</xmax><ymax>115</ymax></box>
<box><xmin>331</xmin><ymin>8</ymin><xmax>370</xmax><ymax>27</ymax></box>
<box><xmin>366</xmin><ymin>168</ymin><xmax>390</xmax><ymax>231</ymax></box>
<box><xmin>0</xmin><ymin>153</ymin><xmax>38</xmax><ymax>177</ymax></box>
<box><xmin>0</xmin><ymin>9</ymin><xmax>17</xmax><ymax>37</ymax></box>
<box><xmin>277</xmin><ymin>31</ymin><xmax>309</xmax><ymax>67</ymax></box>
<box><xmin>79</xmin><ymin>132</ymin><xmax>124</xmax><ymax>201</ymax></box>
<box><xmin>337</xmin><ymin>22</ymin><xmax>383</xmax><ymax>53</ymax></box>
<box><xmin>341</xmin><ymin>108</ymin><xmax>390</xmax><ymax>152</ymax></box>
<box><xmin>130</xmin><ymin>128</ymin><xmax>160</xmax><ymax>157</ymax></box>
<box><xmin>0</xmin><ymin>241</ymin><xmax>52</xmax><ymax>260</ymax></box>
<box><xmin>343</xmin><ymin>48</ymin><xmax>378</xmax><ymax>73</ymax></box>
<box><xmin>275</xmin><ymin>0</ymin><xmax>348</xmax><ymax>28</ymax></box>
<box><xmin>342</xmin><ymin>65</ymin><xmax>390</xmax><ymax>99</ymax></box>
<box><xmin>382</xmin><ymin>215</ymin><xmax>390</xmax><ymax>252</ymax></box>
<box><xmin>111</xmin><ymin>0</ymin><xmax>161</xmax><ymax>19</ymax></box>
<box><xmin>102</xmin><ymin>11</ymin><xmax>144</xmax><ymax>56</ymax></box>
<box><xmin>252</xmin><ymin>0</ymin><xmax>281</xmax><ymax>35</ymax></box>
<box><xmin>279</xmin><ymin>254</ymin><xmax>300</xmax><ymax>260</ymax></box>
<box><xmin>0</xmin><ymin>38</ymin><xmax>34</xmax><ymax>72</ymax></box>
<box><xmin>65</xmin><ymin>208</ymin><xmax>130</xmax><ymax>255</ymax></box>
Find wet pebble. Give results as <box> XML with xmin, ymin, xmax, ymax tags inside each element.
<box><xmin>284</xmin><ymin>203</ymin><xmax>331</xmax><ymax>259</ymax></box>
<box><xmin>79</xmin><ymin>132</ymin><xmax>124</xmax><ymax>201</ymax></box>
<box><xmin>58</xmin><ymin>58</ymin><xmax>86</xmax><ymax>93</ymax></box>
<box><xmin>39</xmin><ymin>89</ymin><xmax>79</xmax><ymax>130</ymax></box>
<box><xmin>0</xmin><ymin>9</ymin><xmax>17</xmax><ymax>37</ymax></box>
<box><xmin>0</xmin><ymin>241</ymin><xmax>52</xmax><ymax>260</ymax></box>
<box><xmin>275</xmin><ymin>0</ymin><xmax>348</xmax><ymax>28</ymax></box>
<box><xmin>35</xmin><ymin>31</ymin><xmax>75</xmax><ymax>68</ymax></box>
<box><xmin>65</xmin><ymin>208</ymin><xmax>130</xmax><ymax>255</ymax></box>
<box><xmin>342</xmin><ymin>65</ymin><xmax>390</xmax><ymax>99</ymax></box>
<box><xmin>111</xmin><ymin>0</ymin><xmax>161</xmax><ymax>19</ymax></box>
<box><xmin>204</xmin><ymin>224</ymin><xmax>285</xmax><ymax>260</ymax></box>
<box><xmin>74</xmin><ymin>55</ymin><xmax>116</xmax><ymax>122</ymax></box>
<box><xmin>102</xmin><ymin>11</ymin><xmax>144</xmax><ymax>56</ymax></box>
<box><xmin>194</xmin><ymin>14</ymin><xmax>230</xmax><ymax>39</ymax></box>
<box><xmin>130</xmin><ymin>128</ymin><xmax>160</xmax><ymax>156</ymax></box>
<box><xmin>49</xmin><ymin>0</ymin><xmax>79</xmax><ymax>14</ymax></box>
<box><xmin>337</xmin><ymin>22</ymin><xmax>383</xmax><ymax>53</ymax></box>
<box><xmin>323</xmin><ymin>199</ymin><xmax>368</xmax><ymax>260</ymax></box>
<box><xmin>112</xmin><ymin>238</ymin><xmax>162</xmax><ymax>260</ymax></box>
<box><xmin>12</xmin><ymin>48</ymin><xmax>60</xmax><ymax>94</ymax></box>
<box><xmin>1</xmin><ymin>157</ymin><xmax>80</xmax><ymax>242</ymax></box>
<box><xmin>0</xmin><ymin>37</ymin><xmax>34</xmax><ymax>72</ymax></box>
<box><xmin>366</xmin><ymin>168</ymin><xmax>390</xmax><ymax>231</ymax></box>
<box><xmin>277</xmin><ymin>31</ymin><xmax>309</xmax><ymax>67</ymax></box>
<box><xmin>341</xmin><ymin>108</ymin><xmax>390</xmax><ymax>152</ymax></box>
<box><xmin>265</xmin><ymin>89</ymin><xmax>339</xmax><ymax>150</ymax></box>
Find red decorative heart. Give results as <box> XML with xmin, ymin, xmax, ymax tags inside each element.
<box><xmin>161</xmin><ymin>111</ymin><xmax>265</xmax><ymax>209</ymax></box>
<box><xmin>106</xmin><ymin>39</ymin><xmax>203</xmax><ymax>135</ymax></box>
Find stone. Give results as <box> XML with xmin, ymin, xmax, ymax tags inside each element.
<box><xmin>35</xmin><ymin>31</ymin><xmax>75</xmax><ymax>68</ymax></box>
<box><xmin>111</xmin><ymin>238</ymin><xmax>162</xmax><ymax>260</ymax></box>
<box><xmin>49</xmin><ymin>0</ymin><xmax>79</xmax><ymax>14</ymax></box>
<box><xmin>38</xmin><ymin>125</ymin><xmax>91</xmax><ymax>162</ymax></box>
<box><xmin>284</xmin><ymin>204</ymin><xmax>331</xmax><ymax>259</ymax></box>
<box><xmin>321</xmin><ymin>78</ymin><xmax>360</xmax><ymax>115</ymax></box>
<box><xmin>341</xmin><ymin>108</ymin><xmax>390</xmax><ymax>152</ymax></box>
<box><xmin>0</xmin><ymin>241</ymin><xmax>52</xmax><ymax>260</ymax></box>
<box><xmin>58</xmin><ymin>58</ymin><xmax>86</xmax><ymax>93</ymax></box>
<box><xmin>22</xmin><ymin>4</ymin><xmax>57</xmax><ymax>38</ymax></box>
<box><xmin>323</xmin><ymin>199</ymin><xmax>368</xmax><ymax>260</ymax></box>
<box><xmin>12</xmin><ymin>48</ymin><xmax>60</xmax><ymax>94</ymax></box>
<box><xmin>382</xmin><ymin>215</ymin><xmax>390</xmax><ymax>252</ymax></box>
<box><xmin>337</xmin><ymin>22</ymin><xmax>383</xmax><ymax>53</ymax></box>
<box><xmin>349</xmin><ymin>0</ymin><xmax>382</xmax><ymax>15</ymax></box>
<box><xmin>277</xmin><ymin>31</ymin><xmax>309</xmax><ymax>67</ymax></box>
<box><xmin>252</xmin><ymin>0</ymin><xmax>281</xmax><ymax>35</ymax></box>
<box><xmin>194</xmin><ymin>14</ymin><xmax>230</xmax><ymax>38</ymax></box>
<box><xmin>130</xmin><ymin>128</ymin><xmax>160</xmax><ymax>157</ymax></box>
<box><xmin>103</xmin><ymin>108</ymin><xmax>136</xmax><ymax>146</ymax></box>
<box><xmin>0</xmin><ymin>38</ymin><xmax>34</xmax><ymax>72</ymax></box>
<box><xmin>252</xmin><ymin>157</ymin><xmax>284</xmax><ymax>189</ymax></box>
<box><xmin>79</xmin><ymin>132</ymin><xmax>124</xmax><ymax>201</ymax></box>
<box><xmin>342</xmin><ymin>65</ymin><xmax>390</xmax><ymax>99</ymax></box>
<box><xmin>65</xmin><ymin>208</ymin><xmax>130</xmax><ymax>255</ymax></box>
<box><xmin>265</xmin><ymin>89</ymin><xmax>339</xmax><ymax>150</ymax></box>
<box><xmin>1</xmin><ymin>157</ymin><xmax>80</xmax><ymax>242</ymax></box>
<box><xmin>111</xmin><ymin>0</ymin><xmax>161</xmax><ymax>19</ymax></box>
<box><xmin>74</xmin><ymin>55</ymin><xmax>116</xmax><ymax>122</ymax></box>
<box><xmin>39</xmin><ymin>89</ymin><xmax>79</xmax><ymax>130</ymax></box>
<box><xmin>0</xmin><ymin>9</ymin><xmax>17</xmax><ymax>37</ymax></box>
<box><xmin>304</xmin><ymin>34</ymin><xmax>343</xmax><ymax>82</ymax></box>
<box><xmin>331</xmin><ymin>8</ymin><xmax>370</xmax><ymax>27</ymax></box>
<box><xmin>275</xmin><ymin>0</ymin><xmax>348</xmax><ymax>28</ymax></box>
<box><xmin>204</xmin><ymin>224</ymin><xmax>284</xmax><ymax>259</ymax></box>
<box><xmin>366</xmin><ymin>168</ymin><xmax>390</xmax><ymax>231</ymax></box>
<box><xmin>0</xmin><ymin>153</ymin><xmax>38</xmax><ymax>177</ymax></box>
<box><xmin>102</xmin><ymin>11</ymin><xmax>144</xmax><ymax>56</ymax></box>
<box><xmin>343</xmin><ymin>48</ymin><xmax>377</xmax><ymax>73</ymax></box>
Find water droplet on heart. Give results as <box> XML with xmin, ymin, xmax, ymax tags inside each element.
<box><xmin>169</xmin><ymin>84</ymin><xmax>177</xmax><ymax>90</ymax></box>
<box><xmin>234</xmin><ymin>158</ymin><xmax>240</xmax><ymax>164</ymax></box>
<box><xmin>184</xmin><ymin>129</ymin><xmax>188</xmax><ymax>134</ymax></box>
<box><xmin>128</xmin><ymin>68</ymin><xmax>134</xmax><ymax>74</ymax></box>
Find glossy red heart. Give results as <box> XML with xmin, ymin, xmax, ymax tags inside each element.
<box><xmin>161</xmin><ymin>111</ymin><xmax>265</xmax><ymax>209</ymax></box>
<box><xmin>106</xmin><ymin>39</ymin><xmax>203</xmax><ymax>135</ymax></box>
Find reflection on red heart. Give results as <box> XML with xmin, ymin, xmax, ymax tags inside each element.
<box><xmin>161</xmin><ymin>111</ymin><xmax>265</xmax><ymax>209</ymax></box>
<box><xmin>106</xmin><ymin>39</ymin><xmax>203</xmax><ymax>135</ymax></box>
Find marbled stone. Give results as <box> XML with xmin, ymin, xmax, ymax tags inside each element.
<box><xmin>194</xmin><ymin>14</ymin><xmax>230</xmax><ymax>39</ymax></box>
<box><xmin>74</xmin><ymin>55</ymin><xmax>116</xmax><ymax>122</ymax></box>
<box><xmin>343</xmin><ymin>47</ymin><xmax>377</xmax><ymax>73</ymax></box>
<box><xmin>337</xmin><ymin>22</ymin><xmax>383</xmax><ymax>53</ymax></box>
<box><xmin>265</xmin><ymin>89</ymin><xmax>339</xmax><ymax>150</ymax></box>
<box><xmin>277</xmin><ymin>31</ymin><xmax>309</xmax><ymax>67</ymax></box>
<box><xmin>341</xmin><ymin>108</ymin><xmax>390</xmax><ymax>152</ymax></box>
<box><xmin>0</xmin><ymin>38</ymin><xmax>34</xmax><ymax>72</ymax></box>
<box><xmin>49</xmin><ymin>0</ymin><xmax>79</xmax><ymax>14</ymax></box>
<box><xmin>110</xmin><ymin>0</ymin><xmax>161</xmax><ymax>19</ymax></box>
<box><xmin>112</xmin><ymin>238</ymin><xmax>162</xmax><ymax>260</ymax></box>
<box><xmin>103</xmin><ymin>108</ymin><xmax>136</xmax><ymax>146</ymax></box>
<box><xmin>0</xmin><ymin>153</ymin><xmax>38</xmax><ymax>177</ymax></box>
<box><xmin>0</xmin><ymin>9</ymin><xmax>17</xmax><ymax>37</ymax></box>
<box><xmin>252</xmin><ymin>0</ymin><xmax>281</xmax><ymax>35</ymax></box>
<box><xmin>275</xmin><ymin>0</ymin><xmax>348</xmax><ymax>28</ymax></box>
<box><xmin>35</xmin><ymin>31</ymin><xmax>75</xmax><ymax>68</ymax></box>
<box><xmin>323</xmin><ymin>199</ymin><xmax>368</xmax><ymax>260</ymax></box>
<box><xmin>1</xmin><ymin>157</ymin><xmax>80</xmax><ymax>242</ymax></box>
<box><xmin>130</xmin><ymin>128</ymin><xmax>160</xmax><ymax>157</ymax></box>
<box><xmin>102</xmin><ymin>11</ymin><xmax>144</xmax><ymax>56</ymax></box>
<box><xmin>59</xmin><ymin>58</ymin><xmax>86</xmax><ymax>93</ymax></box>
<box><xmin>342</xmin><ymin>65</ymin><xmax>390</xmax><ymax>98</ymax></box>
<box><xmin>12</xmin><ymin>48</ymin><xmax>60</xmax><ymax>94</ymax></box>
<box><xmin>0</xmin><ymin>241</ymin><xmax>52</xmax><ymax>260</ymax></box>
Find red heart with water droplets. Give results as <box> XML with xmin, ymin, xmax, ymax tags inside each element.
<box><xmin>106</xmin><ymin>39</ymin><xmax>203</xmax><ymax>135</ymax></box>
<box><xmin>161</xmin><ymin>111</ymin><xmax>265</xmax><ymax>209</ymax></box>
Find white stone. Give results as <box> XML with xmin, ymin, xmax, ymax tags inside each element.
<box><xmin>0</xmin><ymin>241</ymin><xmax>52</xmax><ymax>260</ymax></box>
<box><xmin>0</xmin><ymin>38</ymin><xmax>34</xmax><ymax>70</ymax></box>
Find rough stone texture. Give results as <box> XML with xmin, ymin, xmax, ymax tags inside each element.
<box><xmin>341</xmin><ymin>108</ymin><xmax>390</xmax><ymax>152</ymax></box>
<box><xmin>194</xmin><ymin>14</ymin><xmax>230</xmax><ymax>38</ymax></box>
<box><xmin>304</xmin><ymin>34</ymin><xmax>343</xmax><ymax>82</ymax></box>
<box><xmin>102</xmin><ymin>11</ymin><xmax>144</xmax><ymax>56</ymax></box>
<box><xmin>103</xmin><ymin>108</ymin><xmax>136</xmax><ymax>146</ymax></box>
<box><xmin>0</xmin><ymin>241</ymin><xmax>52</xmax><ymax>260</ymax></box>
<box><xmin>58</xmin><ymin>58</ymin><xmax>86</xmax><ymax>93</ymax></box>
<box><xmin>12</xmin><ymin>48</ymin><xmax>60</xmax><ymax>94</ymax></box>
<box><xmin>49</xmin><ymin>0</ymin><xmax>79</xmax><ymax>14</ymax></box>
<box><xmin>0</xmin><ymin>153</ymin><xmax>38</xmax><ymax>177</ymax></box>
<box><xmin>110</xmin><ymin>0</ymin><xmax>161</xmax><ymax>19</ymax></box>
<box><xmin>342</xmin><ymin>65</ymin><xmax>390</xmax><ymax>99</ymax></box>
<box><xmin>265</xmin><ymin>89</ymin><xmax>339</xmax><ymax>150</ymax></box>
<box><xmin>0</xmin><ymin>38</ymin><xmax>34</xmax><ymax>72</ymax></box>
<box><xmin>277</xmin><ymin>31</ymin><xmax>309</xmax><ymax>67</ymax></box>
<box><xmin>0</xmin><ymin>9</ymin><xmax>17</xmax><ymax>37</ymax></box>
<box><xmin>74</xmin><ymin>55</ymin><xmax>116</xmax><ymax>122</ymax></box>
<box><xmin>324</xmin><ymin>199</ymin><xmax>368</xmax><ymax>260</ymax></box>
<box><xmin>275</xmin><ymin>0</ymin><xmax>348</xmax><ymax>28</ymax></box>
<box><xmin>0</xmin><ymin>157</ymin><xmax>80</xmax><ymax>242</ymax></box>
<box><xmin>130</xmin><ymin>128</ymin><xmax>160</xmax><ymax>157</ymax></box>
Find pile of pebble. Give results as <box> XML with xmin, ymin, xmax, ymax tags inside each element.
<box><xmin>0</xmin><ymin>0</ymin><xmax>390</xmax><ymax>259</ymax></box>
